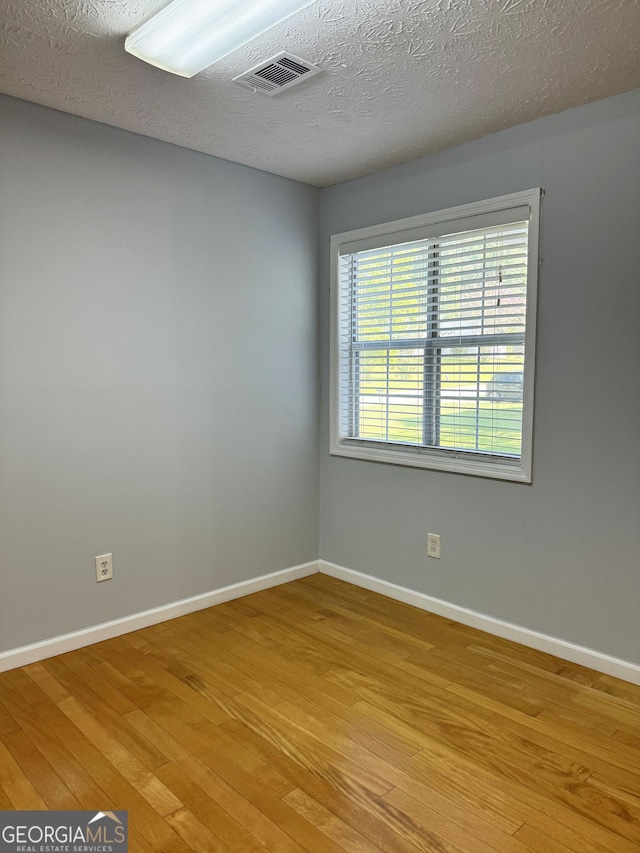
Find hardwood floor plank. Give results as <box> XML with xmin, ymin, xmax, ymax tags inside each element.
<box><xmin>23</xmin><ymin>661</ymin><xmax>70</xmax><ymax>705</ymax></box>
<box><xmin>592</xmin><ymin>674</ymin><xmax>640</xmax><ymax>705</ymax></box>
<box><xmin>113</xmin><ymin>637</ymin><xmax>232</xmax><ymax>726</ymax></box>
<box><xmin>270</xmin><ymin>696</ymin><xmax>525</xmax><ymax>838</ymax></box>
<box><xmin>93</xmin><ymin>659</ymin><xmax>161</xmax><ymax>710</ymax></box>
<box><xmin>489</xmin><ymin>712</ymin><xmax>640</xmax><ymax>791</ymax></box>
<box><xmin>0</xmin><ymin>698</ymin><xmax>19</xmax><ymax>736</ymax></box>
<box><xmin>412</xmin><ymin>727</ymin><xmax>640</xmax><ymax>853</ymax></box>
<box><xmin>513</xmin><ymin>823</ymin><xmax>614</xmax><ymax>853</ymax></box>
<box><xmin>193</xmin><ymin>718</ymin><xmax>295</xmax><ymax>798</ymax></box>
<box><xmin>197</xmin><ymin>626</ymin><xmax>361</xmax><ymax>713</ymax></box>
<box><xmin>165</xmin><ymin>807</ymin><xmax>233</xmax><ymax>853</ymax></box>
<box><xmin>612</xmin><ymin>728</ymin><xmax>640</xmax><ymax>751</ymax></box>
<box><xmin>233</xmin><ymin>692</ymin><xmax>395</xmax><ymax>797</ymax></box>
<box><xmin>0</xmin><ymin>680</ymin><xmax>115</xmax><ymax>808</ymax></box>
<box><xmin>124</xmin><ymin>706</ymin><xmax>323</xmax><ymax>853</ymax></box>
<box><xmin>139</xmin><ymin>620</ymin><xmax>286</xmax><ymax>706</ymax></box>
<box><xmin>29</xmin><ymin>700</ymin><xmax>193</xmax><ymax>852</ymax></box>
<box><xmin>406</xmin><ymin>647</ymin><xmax>543</xmax><ymax>716</ymax></box>
<box><xmin>323</xmin><ymin>665</ymin><xmax>515</xmax><ymax>747</ymax></box>
<box><xmin>241</xmin><ymin>591</ymin><xmax>497</xmax><ymax>712</ymax></box>
<box><xmin>215</xmin><ymin>688</ymin><xmax>521</xmax><ymax>847</ymax></box>
<box><xmin>282</xmin><ymin>787</ymin><xmax>387</xmax><ymax>853</ymax></box>
<box><xmin>323</xmin><ymin>667</ymin><xmax>595</xmax><ymax>818</ymax></box>
<box><xmin>2</xmin><ymin>729</ymin><xmax>80</xmax><ymax>809</ymax></box>
<box><xmin>444</xmin><ymin>680</ymin><xmax>640</xmax><ymax>782</ymax></box>
<box><xmin>572</xmin><ymin>691</ymin><xmax>640</xmax><ymax>733</ymax></box>
<box><xmin>154</xmin><ymin>761</ymin><xmax>271</xmax><ymax>853</ymax></box>
<box><xmin>58</xmin><ymin>696</ymin><xmax>181</xmax><ymax>817</ymax></box>
<box><xmin>173</xmin><ymin>619</ymin><xmax>425</xmax><ymax>761</ymax></box>
<box><xmin>2</xmin><ymin>668</ymin><xmax>47</xmax><ymax>706</ymax></box>
<box><xmin>219</xmin><ymin>718</ymin><xmax>446</xmax><ymax>853</ymax></box>
<box><xmin>283</xmin><ymin>588</ymin><xmax>431</xmax><ymax>662</ymax></box>
<box><xmin>209</xmin><ymin>605</ymin><xmax>305</xmax><ymax>654</ymax></box>
<box><xmin>61</xmin><ymin>650</ymin><xmax>138</xmax><ymax>713</ymax></box>
<box><xmin>0</xmin><ymin>737</ymin><xmax>48</xmax><ymax>809</ymax></box>
<box><xmin>126</xmin><ymin>670</ymin><xmax>295</xmax><ymax>799</ymax></box>
<box><xmin>40</xmin><ymin>655</ymin><xmax>171</xmax><ymax>770</ymax></box>
<box><xmin>383</xmin><ymin>787</ymin><xmax>529</xmax><ymax>853</ymax></box>
<box><xmin>0</xmin><ymin>785</ymin><xmax>15</xmax><ymax>810</ymax></box>
<box><xmin>479</xmin><ymin>659</ymin><xmax>640</xmax><ymax>739</ymax></box>
<box><xmin>22</xmin><ymin>660</ymin><xmax>182</xmax><ymax>819</ymax></box>
<box><xmin>0</xmin><ymin>575</ymin><xmax>637</xmax><ymax>852</ymax></box>
<box><xmin>464</xmin><ymin>642</ymin><xmax>598</xmax><ymax>686</ymax></box>
<box><xmin>290</xmin><ymin>577</ymin><xmax>481</xmax><ymax>649</ymax></box>
<box><xmin>286</xmin><ymin>580</ymin><xmax>439</xmax><ymax>657</ymax></box>
<box><xmin>129</xmin><ymin>827</ymin><xmax>159</xmax><ymax>853</ymax></box>
<box><xmin>254</xmin><ymin>586</ymin><xmax>453</xmax><ymax>691</ymax></box>
<box><xmin>587</xmin><ymin>773</ymin><xmax>640</xmax><ymax>814</ymax></box>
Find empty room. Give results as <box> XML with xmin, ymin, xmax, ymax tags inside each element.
<box><xmin>1</xmin><ymin>1</ymin><xmax>639</xmax><ymax>851</ymax></box>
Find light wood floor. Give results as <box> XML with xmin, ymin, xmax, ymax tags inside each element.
<box><xmin>1</xmin><ymin>574</ymin><xmax>639</xmax><ymax>852</ymax></box>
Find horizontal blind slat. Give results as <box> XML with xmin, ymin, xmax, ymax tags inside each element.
<box><xmin>338</xmin><ymin>218</ymin><xmax>529</xmax><ymax>458</ymax></box>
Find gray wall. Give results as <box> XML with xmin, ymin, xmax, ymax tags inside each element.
<box><xmin>319</xmin><ymin>90</ymin><xmax>640</xmax><ymax>663</ymax></box>
<box><xmin>0</xmin><ymin>95</ymin><xmax>319</xmax><ymax>652</ymax></box>
<box><xmin>2</xmin><ymin>89</ymin><xmax>638</xmax><ymax>665</ymax></box>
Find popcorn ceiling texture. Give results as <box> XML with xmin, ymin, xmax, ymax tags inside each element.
<box><xmin>1</xmin><ymin>0</ymin><xmax>639</xmax><ymax>186</ymax></box>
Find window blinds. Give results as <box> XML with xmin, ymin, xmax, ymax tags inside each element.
<box><xmin>336</xmin><ymin>219</ymin><xmax>530</xmax><ymax>459</ymax></box>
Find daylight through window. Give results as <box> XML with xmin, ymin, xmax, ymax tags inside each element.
<box><xmin>330</xmin><ymin>190</ymin><xmax>541</xmax><ymax>482</ymax></box>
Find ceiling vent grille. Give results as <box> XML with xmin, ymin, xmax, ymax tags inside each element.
<box><xmin>234</xmin><ymin>52</ymin><xmax>321</xmax><ymax>96</ymax></box>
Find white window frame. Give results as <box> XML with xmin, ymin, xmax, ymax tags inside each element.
<box><xmin>329</xmin><ymin>188</ymin><xmax>541</xmax><ymax>483</ymax></box>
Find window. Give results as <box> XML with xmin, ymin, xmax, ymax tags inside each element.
<box><xmin>330</xmin><ymin>189</ymin><xmax>541</xmax><ymax>482</ymax></box>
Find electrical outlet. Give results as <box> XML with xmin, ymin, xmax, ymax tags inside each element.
<box><xmin>427</xmin><ymin>533</ymin><xmax>441</xmax><ymax>559</ymax></box>
<box><xmin>95</xmin><ymin>553</ymin><xmax>113</xmax><ymax>582</ymax></box>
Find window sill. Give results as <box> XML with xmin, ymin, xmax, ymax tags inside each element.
<box><xmin>330</xmin><ymin>439</ymin><xmax>531</xmax><ymax>483</ymax></box>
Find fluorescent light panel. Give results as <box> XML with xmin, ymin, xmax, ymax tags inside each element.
<box><xmin>125</xmin><ymin>0</ymin><xmax>317</xmax><ymax>78</ymax></box>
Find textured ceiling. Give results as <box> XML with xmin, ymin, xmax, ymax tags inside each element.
<box><xmin>1</xmin><ymin>0</ymin><xmax>639</xmax><ymax>186</ymax></box>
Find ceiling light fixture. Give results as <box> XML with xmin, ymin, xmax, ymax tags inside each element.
<box><xmin>125</xmin><ymin>0</ymin><xmax>318</xmax><ymax>78</ymax></box>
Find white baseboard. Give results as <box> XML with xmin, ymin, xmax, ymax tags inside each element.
<box><xmin>0</xmin><ymin>560</ymin><xmax>320</xmax><ymax>673</ymax></box>
<box><xmin>319</xmin><ymin>560</ymin><xmax>640</xmax><ymax>686</ymax></box>
<box><xmin>3</xmin><ymin>557</ymin><xmax>638</xmax><ymax>687</ymax></box>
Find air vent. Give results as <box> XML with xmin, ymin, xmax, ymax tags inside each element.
<box><xmin>234</xmin><ymin>52</ymin><xmax>321</xmax><ymax>96</ymax></box>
